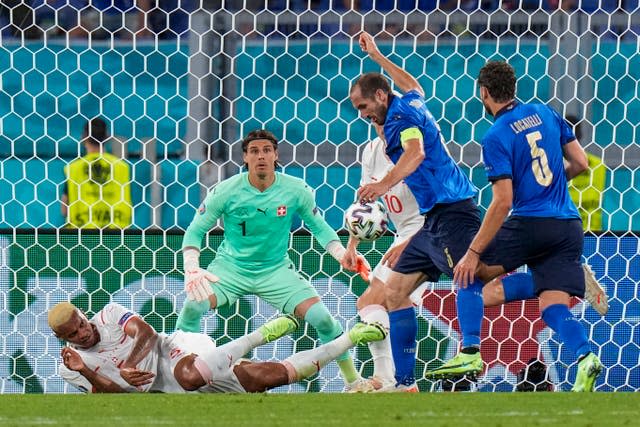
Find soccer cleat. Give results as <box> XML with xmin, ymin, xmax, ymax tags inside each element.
<box><xmin>425</xmin><ymin>351</ymin><xmax>483</xmax><ymax>379</ymax></box>
<box><xmin>390</xmin><ymin>383</ymin><xmax>419</xmax><ymax>393</ymax></box>
<box><xmin>372</xmin><ymin>377</ymin><xmax>406</xmax><ymax>393</ymax></box>
<box><xmin>345</xmin><ymin>377</ymin><xmax>377</xmax><ymax>393</ymax></box>
<box><xmin>348</xmin><ymin>322</ymin><xmax>388</xmax><ymax>345</ymax></box>
<box><xmin>571</xmin><ymin>352</ymin><xmax>603</xmax><ymax>392</ymax></box>
<box><xmin>583</xmin><ymin>264</ymin><xmax>609</xmax><ymax>316</ymax></box>
<box><xmin>258</xmin><ymin>315</ymin><xmax>299</xmax><ymax>343</ymax></box>
<box><xmin>345</xmin><ymin>376</ymin><xmax>395</xmax><ymax>393</ymax></box>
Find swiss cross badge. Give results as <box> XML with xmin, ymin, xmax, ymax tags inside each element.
<box><xmin>277</xmin><ymin>205</ymin><xmax>287</xmax><ymax>216</ymax></box>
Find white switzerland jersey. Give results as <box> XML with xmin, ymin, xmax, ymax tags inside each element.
<box><xmin>361</xmin><ymin>136</ymin><xmax>423</xmax><ymax>243</ymax></box>
<box><xmin>59</xmin><ymin>302</ymin><xmax>159</xmax><ymax>393</ymax></box>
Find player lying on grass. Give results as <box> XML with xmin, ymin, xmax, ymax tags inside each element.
<box><xmin>48</xmin><ymin>301</ymin><xmax>386</xmax><ymax>393</ymax></box>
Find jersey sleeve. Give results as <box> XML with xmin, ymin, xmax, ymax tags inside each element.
<box><xmin>59</xmin><ymin>364</ymin><xmax>93</xmax><ymax>393</ymax></box>
<box><xmin>359</xmin><ymin>143</ymin><xmax>372</xmax><ymax>187</ymax></box>
<box><xmin>552</xmin><ymin>108</ymin><xmax>577</xmax><ymax>145</ymax></box>
<box><xmin>297</xmin><ymin>183</ymin><xmax>340</xmax><ymax>249</ymax></box>
<box><xmin>96</xmin><ymin>303</ymin><xmax>137</xmax><ymax>331</ymax></box>
<box><xmin>182</xmin><ymin>185</ymin><xmax>225</xmax><ymax>250</ymax></box>
<box><xmin>481</xmin><ymin>133</ymin><xmax>513</xmax><ymax>182</ymax></box>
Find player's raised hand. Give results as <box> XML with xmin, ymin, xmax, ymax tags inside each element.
<box><xmin>61</xmin><ymin>347</ymin><xmax>85</xmax><ymax>372</ymax></box>
<box><xmin>120</xmin><ymin>367</ymin><xmax>155</xmax><ymax>387</ymax></box>
<box><xmin>359</xmin><ymin>32</ymin><xmax>381</xmax><ymax>59</ymax></box>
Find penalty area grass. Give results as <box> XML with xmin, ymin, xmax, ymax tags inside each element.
<box><xmin>2</xmin><ymin>392</ymin><xmax>638</xmax><ymax>427</ymax></box>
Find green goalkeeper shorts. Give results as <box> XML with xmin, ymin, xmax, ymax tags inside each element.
<box><xmin>206</xmin><ymin>257</ymin><xmax>319</xmax><ymax>314</ymax></box>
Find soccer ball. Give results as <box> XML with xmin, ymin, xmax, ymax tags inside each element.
<box><xmin>344</xmin><ymin>201</ymin><xmax>389</xmax><ymax>241</ymax></box>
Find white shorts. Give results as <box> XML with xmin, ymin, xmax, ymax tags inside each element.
<box><xmin>152</xmin><ymin>331</ymin><xmax>223</xmax><ymax>393</ymax></box>
<box><xmin>370</xmin><ymin>237</ymin><xmax>411</xmax><ymax>283</ymax></box>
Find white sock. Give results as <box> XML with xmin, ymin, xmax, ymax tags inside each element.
<box><xmin>359</xmin><ymin>304</ymin><xmax>395</xmax><ymax>384</ymax></box>
<box><xmin>282</xmin><ymin>334</ymin><xmax>353</xmax><ymax>382</ymax></box>
<box><xmin>194</xmin><ymin>331</ymin><xmax>264</xmax><ymax>382</ymax></box>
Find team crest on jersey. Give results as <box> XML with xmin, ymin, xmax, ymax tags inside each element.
<box><xmin>198</xmin><ymin>203</ymin><xmax>206</xmax><ymax>215</ymax></box>
<box><xmin>409</xmin><ymin>99</ymin><xmax>423</xmax><ymax>109</ymax></box>
<box><xmin>277</xmin><ymin>205</ymin><xmax>287</xmax><ymax>216</ymax></box>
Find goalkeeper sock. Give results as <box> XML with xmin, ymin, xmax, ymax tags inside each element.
<box><xmin>176</xmin><ymin>299</ymin><xmax>210</xmax><ymax>333</ymax></box>
<box><xmin>282</xmin><ymin>334</ymin><xmax>353</xmax><ymax>382</ymax></box>
<box><xmin>359</xmin><ymin>304</ymin><xmax>394</xmax><ymax>384</ymax></box>
<box><xmin>304</xmin><ymin>302</ymin><xmax>359</xmax><ymax>383</ymax></box>
<box><xmin>456</xmin><ymin>279</ymin><xmax>484</xmax><ymax>349</ymax></box>
<box><xmin>502</xmin><ymin>272</ymin><xmax>536</xmax><ymax>303</ymax></box>
<box><xmin>542</xmin><ymin>304</ymin><xmax>591</xmax><ymax>358</ymax></box>
<box><xmin>389</xmin><ymin>306</ymin><xmax>417</xmax><ymax>386</ymax></box>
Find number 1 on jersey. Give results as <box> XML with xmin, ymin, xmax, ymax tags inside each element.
<box><xmin>526</xmin><ymin>131</ymin><xmax>553</xmax><ymax>187</ymax></box>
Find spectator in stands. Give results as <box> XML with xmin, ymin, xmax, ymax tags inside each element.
<box><xmin>61</xmin><ymin>118</ymin><xmax>133</xmax><ymax>229</ymax></box>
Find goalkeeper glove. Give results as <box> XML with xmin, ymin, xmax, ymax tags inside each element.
<box><xmin>183</xmin><ymin>247</ymin><xmax>219</xmax><ymax>302</ymax></box>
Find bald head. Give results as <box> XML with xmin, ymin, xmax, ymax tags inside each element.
<box><xmin>48</xmin><ymin>302</ymin><xmax>77</xmax><ymax>333</ymax></box>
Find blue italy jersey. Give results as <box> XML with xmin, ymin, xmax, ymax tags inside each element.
<box><xmin>481</xmin><ymin>101</ymin><xmax>580</xmax><ymax>219</ymax></box>
<box><xmin>383</xmin><ymin>90</ymin><xmax>477</xmax><ymax>214</ymax></box>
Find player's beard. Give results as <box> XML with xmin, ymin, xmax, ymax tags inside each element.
<box><xmin>374</xmin><ymin>105</ymin><xmax>387</xmax><ymax>125</ymax></box>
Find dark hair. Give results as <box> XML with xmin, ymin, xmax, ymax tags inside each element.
<box><xmin>477</xmin><ymin>61</ymin><xmax>517</xmax><ymax>103</ymax></box>
<box><xmin>351</xmin><ymin>72</ymin><xmax>391</xmax><ymax>99</ymax></box>
<box><xmin>83</xmin><ymin>118</ymin><xmax>109</xmax><ymax>145</ymax></box>
<box><xmin>241</xmin><ymin>129</ymin><xmax>279</xmax><ymax>169</ymax></box>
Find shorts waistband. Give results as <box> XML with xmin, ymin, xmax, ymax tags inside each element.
<box><xmin>423</xmin><ymin>198</ymin><xmax>476</xmax><ymax>218</ymax></box>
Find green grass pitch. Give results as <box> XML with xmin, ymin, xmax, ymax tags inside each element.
<box><xmin>2</xmin><ymin>393</ymin><xmax>639</xmax><ymax>427</ymax></box>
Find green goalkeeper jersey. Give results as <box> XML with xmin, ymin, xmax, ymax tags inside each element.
<box><xmin>182</xmin><ymin>172</ymin><xmax>340</xmax><ymax>270</ymax></box>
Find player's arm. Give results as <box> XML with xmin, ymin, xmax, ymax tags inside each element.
<box><xmin>562</xmin><ymin>139</ymin><xmax>589</xmax><ymax>180</ymax></box>
<box><xmin>117</xmin><ymin>316</ymin><xmax>158</xmax><ymax>387</ymax></box>
<box><xmin>453</xmin><ymin>178</ymin><xmax>512</xmax><ymax>288</ymax></box>
<box><xmin>61</xmin><ymin>347</ymin><xmax>127</xmax><ymax>393</ymax></box>
<box><xmin>181</xmin><ymin>188</ymin><xmax>224</xmax><ymax>301</ymax></box>
<box><xmin>298</xmin><ymin>185</ymin><xmax>370</xmax><ymax>278</ymax></box>
<box><xmin>358</xmin><ymin>132</ymin><xmax>425</xmax><ymax>202</ymax></box>
<box><xmin>454</xmin><ymin>134</ymin><xmax>512</xmax><ymax>287</ymax></box>
<box><xmin>120</xmin><ymin>316</ymin><xmax>158</xmax><ymax>370</ymax></box>
<box><xmin>359</xmin><ymin>32</ymin><xmax>424</xmax><ymax>96</ymax></box>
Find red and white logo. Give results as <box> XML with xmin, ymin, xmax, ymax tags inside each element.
<box><xmin>277</xmin><ymin>205</ymin><xmax>287</xmax><ymax>216</ymax></box>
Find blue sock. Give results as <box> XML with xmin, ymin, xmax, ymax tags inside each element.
<box><xmin>503</xmin><ymin>273</ymin><xmax>537</xmax><ymax>303</ymax></box>
<box><xmin>542</xmin><ymin>304</ymin><xmax>591</xmax><ymax>358</ymax></box>
<box><xmin>389</xmin><ymin>307</ymin><xmax>417</xmax><ymax>386</ymax></box>
<box><xmin>456</xmin><ymin>279</ymin><xmax>484</xmax><ymax>349</ymax></box>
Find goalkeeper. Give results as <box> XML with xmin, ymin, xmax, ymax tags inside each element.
<box><xmin>176</xmin><ymin>129</ymin><xmax>370</xmax><ymax>390</ymax></box>
<box><xmin>49</xmin><ymin>302</ymin><xmax>385</xmax><ymax>393</ymax></box>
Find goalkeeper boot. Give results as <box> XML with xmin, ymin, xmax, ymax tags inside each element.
<box><xmin>258</xmin><ymin>315</ymin><xmax>299</xmax><ymax>343</ymax></box>
<box><xmin>571</xmin><ymin>352</ymin><xmax>603</xmax><ymax>392</ymax></box>
<box><xmin>583</xmin><ymin>264</ymin><xmax>609</xmax><ymax>316</ymax></box>
<box><xmin>425</xmin><ymin>351</ymin><xmax>483</xmax><ymax>380</ymax></box>
<box><xmin>348</xmin><ymin>322</ymin><xmax>388</xmax><ymax>345</ymax></box>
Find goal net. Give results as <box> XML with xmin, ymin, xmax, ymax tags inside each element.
<box><xmin>1</xmin><ymin>2</ymin><xmax>638</xmax><ymax>393</ymax></box>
